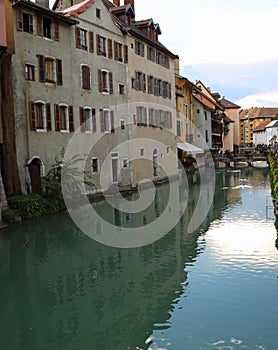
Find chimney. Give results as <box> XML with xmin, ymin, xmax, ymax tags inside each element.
<box><xmin>113</xmin><ymin>0</ymin><xmax>120</xmax><ymax>6</ymax></box>
<box><xmin>36</xmin><ymin>0</ymin><xmax>49</xmax><ymax>8</ymax></box>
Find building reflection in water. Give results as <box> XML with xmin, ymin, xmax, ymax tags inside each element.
<box><xmin>0</xmin><ymin>168</ymin><xmax>273</xmax><ymax>350</ymax></box>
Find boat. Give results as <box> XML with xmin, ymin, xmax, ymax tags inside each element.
<box><xmin>250</xmin><ymin>160</ymin><xmax>269</xmax><ymax>168</ymax></box>
<box><xmin>230</xmin><ymin>161</ymin><xmax>249</xmax><ymax>169</ymax></box>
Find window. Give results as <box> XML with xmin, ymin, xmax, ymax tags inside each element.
<box><xmin>80</xmin><ymin>107</ymin><xmax>96</xmax><ymax>133</ymax></box>
<box><xmin>166</xmin><ymin>146</ymin><xmax>170</xmax><ymax>155</ymax></box>
<box><xmin>123</xmin><ymin>159</ymin><xmax>128</xmax><ymax>168</ymax></box>
<box><xmin>37</xmin><ymin>55</ymin><xmax>62</xmax><ymax>85</ymax></box>
<box><xmin>92</xmin><ymin>158</ymin><xmax>99</xmax><ymax>173</ymax></box>
<box><xmin>135</xmin><ymin>40</ymin><xmax>144</xmax><ymax>56</ymax></box>
<box><xmin>140</xmin><ymin>148</ymin><xmax>145</xmax><ymax>157</ymax></box>
<box><xmin>29</xmin><ymin>101</ymin><xmax>51</xmax><ymax>131</ymax></box>
<box><xmin>54</xmin><ymin>104</ymin><xmax>74</xmax><ymax>132</ymax></box>
<box><xmin>147</xmin><ymin>46</ymin><xmax>155</xmax><ymax>61</ymax></box>
<box><xmin>135</xmin><ymin>71</ymin><xmax>146</xmax><ymax>92</ymax></box>
<box><xmin>114</xmin><ymin>41</ymin><xmax>123</xmax><ymax>62</ymax></box>
<box><xmin>136</xmin><ymin>106</ymin><xmax>147</xmax><ymax>126</ymax></box>
<box><xmin>97</xmin><ymin>35</ymin><xmax>106</xmax><ymax>56</ymax></box>
<box><xmin>111</xmin><ymin>153</ymin><xmax>119</xmax><ymax>183</ymax></box>
<box><xmin>75</xmin><ymin>27</ymin><xmax>88</xmax><ymax>51</ymax></box>
<box><xmin>120</xmin><ymin>119</ymin><xmax>125</xmax><ymax>130</ymax></box>
<box><xmin>100</xmin><ymin>109</ymin><xmax>114</xmax><ymax>133</ymax></box>
<box><xmin>119</xmin><ymin>84</ymin><xmax>125</xmax><ymax>95</ymax></box>
<box><xmin>25</xmin><ymin>64</ymin><xmax>35</xmax><ymax>81</ymax></box>
<box><xmin>204</xmin><ymin>111</ymin><xmax>207</xmax><ymax>121</ymax></box>
<box><xmin>81</xmin><ymin>65</ymin><xmax>90</xmax><ymax>90</ymax></box>
<box><xmin>149</xmin><ymin>108</ymin><xmax>155</xmax><ymax>126</ymax></box>
<box><xmin>98</xmin><ymin>70</ymin><xmax>113</xmax><ymax>94</ymax></box>
<box><xmin>23</xmin><ymin>13</ymin><xmax>33</xmax><ymax>33</ymax></box>
<box><xmin>184</xmin><ymin>104</ymin><xmax>188</xmax><ymax>119</ymax></box>
<box><xmin>96</xmin><ymin>9</ymin><xmax>101</xmax><ymax>18</ymax></box>
<box><xmin>37</xmin><ymin>15</ymin><xmax>54</xmax><ymax>39</ymax></box>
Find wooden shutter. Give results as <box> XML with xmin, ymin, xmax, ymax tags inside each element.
<box><xmin>108</xmin><ymin>39</ymin><xmax>113</xmax><ymax>59</ymax></box>
<box><xmin>96</xmin><ymin>34</ymin><xmax>101</xmax><ymax>55</ymax></box>
<box><xmin>69</xmin><ymin>106</ymin><xmax>74</xmax><ymax>132</ymax></box>
<box><xmin>53</xmin><ymin>21</ymin><xmax>59</xmax><ymax>41</ymax></box>
<box><xmin>92</xmin><ymin>108</ymin><xmax>96</xmax><ymax>133</ymax></box>
<box><xmin>124</xmin><ymin>45</ymin><xmax>128</xmax><ymax>63</ymax></box>
<box><xmin>100</xmin><ymin>109</ymin><xmax>105</xmax><ymax>132</ymax></box>
<box><xmin>98</xmin><ymin>69</ymin><xmax>102</xmax><ymax>92</ymax></box>
<box><xmin>142</xmin><ymin>43</ymin><xmax>145</xmax><ymax>57</ymax></box>
<box><xmin>109</xmin><ymin>72</ymin><xmax>113</xmax><ymax>94</ymax></box>
<box><xmin>113</xmin><ymin>41</ymin><xmax>118</xmax><ymax>61</ymax></box>
<box><xmin>46</xmin><ymin>103</ymin><xmax>52</xmax><ymax>131</ymax></box>
<box><xmin>143</xmin><ymin>74</ymin><xmax>146</xmax><ymax>93</ymax></box>
<box><xmin>37</xmin><ymin>55</ymin><xmax>45</xmax><ymax>82</ymax></box>
<box><xmin>29</xmin><ymin>101</ymin><xmax>36</xmax><ymax>131</ymax></box>
<box><xmin>56</xmin><ymin>59</ymin><xmax>63</xmax><ymax>86</ymax></box>
<box><xmin>147</xmin><ymin>76</ymin><xmax>151</xmax><ymax>94</ymax></box>
<box><xmin>75</xmin><ymin>27</ymin><xmax>81</xmax><ymax>49</ymax></box>
<box><xmin>54</xmin><ymin>104</ymin><xmax>60</xmax><ymax>131</ymax></box>
<box><xmin>37</xmin><ymin>15</ymin><xmax>43</xmax><ymax>36</ymax></box>
<box><xmin>110</xmin><ymin>110</ymin><xmax>115</xmax><ymax>133</ymax></box>
<box><xmin>89</xmin><ymin>31</ymin><xmax>94</xmax><ymax>53</ymax></box>
<box><xmin>79</xmin><ymin>107</ymin><xmax>85</xmax><ymax>132</ymax></box>
<box><xmin>16</xmin><ymin>9</ymin><xmax>23</xmax><ymax>31</ymax></box>
<box><xmin>169</xmin><ymin>83</ymin><xmax>172</xmax><ymax>99</ymax></box>
<box><xmin>82</xmin><ymin>65</ymin><xmax>90</xmax><ymax>90</ymax></box>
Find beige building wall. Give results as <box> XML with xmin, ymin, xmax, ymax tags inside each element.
<box><xmin>126</xmin><ymin>34</ymin><xmax>178</xmax><ymax>186</ymax></box>
<box><xmin>12</xmin><ymin>0</ymin><xmax>130</xmax><ymax>193</ymax></box>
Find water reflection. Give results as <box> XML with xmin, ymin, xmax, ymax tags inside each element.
<box><xmin>0</xmin><ymin>168</ymin><xmax>277</xmax><ymax>350</ymax></box>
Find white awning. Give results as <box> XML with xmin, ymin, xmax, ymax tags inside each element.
<box><xmin>177</xmin><ymin>142</ymin><xmax>204</xmax><ymax>154</ymax></box>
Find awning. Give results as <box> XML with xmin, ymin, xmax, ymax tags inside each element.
<box><xmin>177</xmin><ymin>142</ymin><xmax>204</xmax><ymax>154</ymax></box>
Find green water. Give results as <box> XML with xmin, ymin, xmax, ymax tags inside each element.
<box><xmin>0</xmin><ymin>168</ymin><xmax>277</xmax><ymax>350</ymax></box>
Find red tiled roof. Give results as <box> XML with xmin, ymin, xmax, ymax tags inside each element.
<box><xmin>252</xmin><ymin>121</ymin><xmax>270</xmax><ymax>132</ymax></box>
<box><xmin>220</xmin><ymin>97</ymin><xmax>241</xmax><ymax>109</ymax></box>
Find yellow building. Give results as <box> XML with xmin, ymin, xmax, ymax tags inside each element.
<box><xmin>240</xmin><ymin>107</ymin><xmax>278</xmax><ymax>144</ymax></box>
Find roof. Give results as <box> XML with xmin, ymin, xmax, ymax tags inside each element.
<box><xmin>220</xmin><ymin>97</ymin><xmax>241</xmax><ymax>109</ymax></box>
<box><xmin>252</xmin><ymin>121</ymin><xmax>271</xmax><ymax>132</ymax></box>
<box><xmin>240</xmin><ymin>107</ymin><xmax>278</xmax><ymax>120</ymax></box>
<box><xmin>62</xmin><ymin>0</ymin><xmax>94</xmax><ymax>16</ymax></box>
<box><xmin>266</xmin><ymin>120</ymin><xmax>278</xmax><ymax>128</ymax></box>
<box><xmin>13</xmin><ymin>0</ymin><xmax>78</xmax><ymax>25</ymax></box>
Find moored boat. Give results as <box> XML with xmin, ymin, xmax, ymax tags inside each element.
<box><xmin>251</xmin><ymin>160</ymin><xmax>269</xmax><ymax>168</ymax></box>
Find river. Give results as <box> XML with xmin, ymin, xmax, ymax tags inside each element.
<box><xmin>0</xmin><ymin>168</ymin><xmax>277</xmax><ymax>350</ymax></box>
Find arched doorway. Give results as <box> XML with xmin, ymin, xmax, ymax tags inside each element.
<box><xmin>28</xmin><ymin>158</ymin><xmax>42</xmax><ymax>194</ymax></box>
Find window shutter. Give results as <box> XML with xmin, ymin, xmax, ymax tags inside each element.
<box><xmin>68</xmin><ymin>106</ymin><xmax>74</xmax><ymax>132</ymax></box>
<box><xmin>82</xmin><ymin>66</ymin><xmax>90</xmax><ymax>90</ymax></box>
<box><xmin>113</xmin><ymin>41</ymin><xmax>117</xmax><ymax>61</ymax></box>
<box><xmin>46</xmin><ymin>103</ymin><xmax>52</xmax><ymax>131</ymax></box>
<box><xmin>135</xmin><ymin>71</ymin><xmax>139</xmax><ymax>91</ymax></box>
<box><xmin>109</xmin><ymin>72</ymin><xmax>113</xmax><ymax>94</ymax></box>
<box><xmin>169</xmin><ymin>83</ymin><xmax>172</xmax><ymax>99</ymax></box>
<box><xmin>37</xmin><ymin>55</ymin><xmax>45</xmax><ymax>83</ymax></box>
<box><xmin>147</xmin><ymin>76</ymin><xmax>151</xmax><ymax>94</ymax></box>
<box><xmin>29</xmin><ymin>15</ymin><xmax>34</xmax><ymax>34</ymax></box>
<box><xmin>98</xmin><ymin>69</ymin><xmax>102</xmax><ymax>92</ymax></box>
<box><xmin>143</xmin><ymin>74</ymin><xmax>146</xmax><ymax>93</ymax></box>
<box><xmin>56</xmin><ymin>59</ymin><xmax>63</xmax><ymax>86</ymax></box>
<box><xmin>124</xmin><ymin>45</ymin><xmax>128</xmax><ymax>63</ymax></box>
<box><xmin>142</xmin><ymin>43</ymin><xmax>145</xmax><ymax>57</ymax></box>
<box><xmin>163</xmin><ymin>81</ymin><xmax>166</xmax><ymax>98</ymax></box>
<box><xmin>110</xmin><ymin>110</ymin><xmax>115</xmax><ymax>133</ymax></box>
<box><xmin>79</xmin><ymin>107</ymin><xmax>85</xmax><ymax>132</ymax></box>
<box><xmin>96</xmin><ymin>34</ymin><xmax>101</xmax><ymax>55</ymax></box>
<box><xmin>37</xmin><ymin>15</ymin><xmax>43</xmax><ymax>36</ymax></box>
<box><xmin>100</xmin><ymin>109</ymin><xmax>105</xmax><ymax>132</ymax></box>
<box><xmin>75</xmin><ymin>27</ymin><xmax>81</xmax><ymax>49</ymax></box>
<box><xmin>29</xmin><ymin>101</ymin><xmax>36</xmax><ymax>131</ymax></box>
<box><xmin>89</xmin><ymin>31</ymin><xmax>94</xmax><ymax>53</ymax></box>
<box><xmin>54</xmin><ymin>104</ymin><xmax>60</xmax><ymax>131</ymax></box>
<box><xmin>108</xmin><ymin>39</ymin><xmax>113</xmax><ymax>59</ymax></box>
<box><xmin>16</xmin><ymin>9</ymin><xmax>23</xmax><ymax>31</ymax></box>
<box><xmin>92</xmin><ymin>108</ymin><xmax>96</xmax><ymax>133</ymax></box>
<box><xmin>53</xmin><ymin>21</ymin><xmax>59</xmax><ymax>41</ymax></box>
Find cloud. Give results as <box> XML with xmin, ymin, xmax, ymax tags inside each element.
<box><xmin>236</xmin><ymin>90</ymin><xmax>278</xmax><ymax>109</ymax></box>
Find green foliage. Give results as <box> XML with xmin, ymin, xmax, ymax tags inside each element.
<box><xmin>7</xmin><ymin>194</ymin><xmax>64</xmax><ymax>220</ymax></box>
<box><xmin>6</xmin><ymin>149</ymin><xmax>95</xmax><ymax>221</ymax></box>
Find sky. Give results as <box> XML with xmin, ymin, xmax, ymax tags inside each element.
<box><xmin>49</xmin><ymin>0</ymin><xmax>278</xmax><ymax>109</ymax></box>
